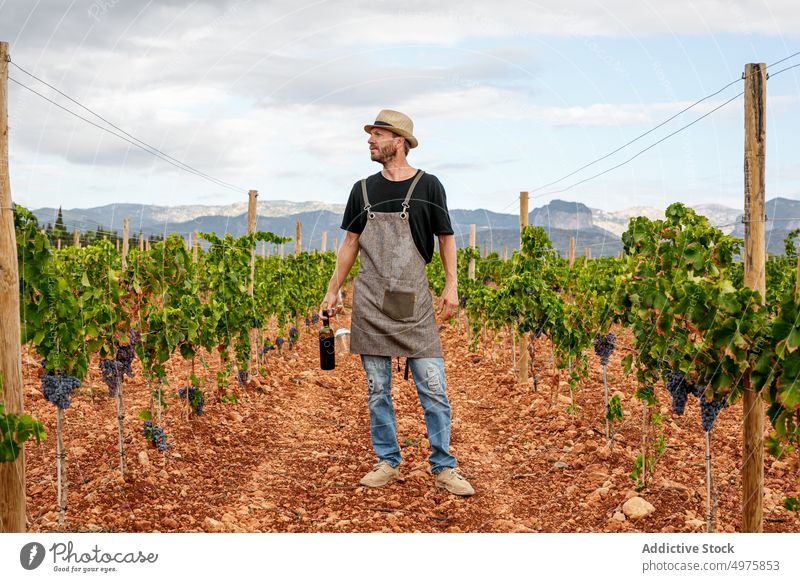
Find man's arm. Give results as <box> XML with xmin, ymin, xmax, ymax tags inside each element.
<box><xmin>319</xmin><ymin>230</ymin><xmax>360</xmax><ymax>317</ymax></box>
<box><xmin>437</xmin><ymin>234</ymin><xmax>458</xmax><ymax>321</ymax></box>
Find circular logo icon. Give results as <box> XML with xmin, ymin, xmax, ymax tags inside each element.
<box><xmin>20</xmin><ymin>542</ymin><xmax>46</xmax><ymax>570</ymax></box>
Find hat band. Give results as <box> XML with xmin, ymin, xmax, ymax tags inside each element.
<box><xmin>372</xmin><ymin>120</ymin><xmax>393</xmax><ymax>127</ymax></box>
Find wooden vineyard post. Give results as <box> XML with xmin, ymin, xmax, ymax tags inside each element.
<box><xmin>618</xmin><ymin>249</ymin><xmax>624</xmax><ymax>260</ymax></box>
<box><xmin>247</xmin><ymin>190</ymin><xmax>257</xmax><ymax>295</ymax></box>
<box><xmin>115</xmin><ymin>238</ymin><xmax>119</xmax><ymax>252</ymax></box>
<box><xmin>121</xmin><ymin>218</ymin><xmax>129</xmax><ymax>270</ymax></box>
<box><xmin>280</xmin><ymin>242</ymin><xmax>285</xmax><ymax>258</ymax></box>
<box><xmin>568</xmin><ymin>236</ymin><xmax>575</xmax><ymax>267</ymax></box>
<box><xmin>295</xmin><ymin>221</ymin><xmax>302</xmax><ymax>256</ymax></box>
<box><xmin>503</xmin><ymin>246</ymin><xmax>508</xmax><ymax>260</ymax></box>
<box><xmin>0</xmin><ymin>39</ymin><xmax>27</xmax><ymax>533</ymax></box>
<box><xmin>795</xmin><ymin>254</ymin><xmax>800</xmax><ymax>297</ymax></box>
<box><xmin>518</xmin><ymin>191</ymin><xmax>530</xmax><ymax>385</ymax></box>
<box><xmin>468</xmin><ymin>224</ymin><xmax>476</xmax><ymax>280</ymax></box>
<box><xmin>139</xmin><ymin>233</ymin><xmax>144</xmax><ymax>252</ymax></box>
<box><xmin>261</xmin><ymin>241</ymin><xmax>265</xmax><ymax>258</ymax></box>
<box><xmin>742</xmin><ymin>62</ymin><xmax>766</xmax><ymax>533</ymax></box>
<box><xmin>321</xmin><ymin>231</ymin><xmax>327</xmax><ymax>253</ymax></box>
<box><xmin>483</xmin><ymin>241</ymin><xmax>488</xmax><ymax>258</ymax></box>
<box><xmin>247</xmin><ymin>190</ymin><xmax>257</xmax><ymax>375</ymax></box>
<box><xmin>333</xmin><ymin>238</ymin><xmax>338</xmax><ymax>255</ymax></box>
<box><xmin>584</xmin><ymin>246</ymin><xmax>591</xmax><ymax>260</ymax></box>
<box><xmin>145</xmin><ymin>238</ymin><xmax>150</xmax><ymax>252</ymax></box>
<box><xmin>466</xmin><ymin>224</ymin><xmax>476</xmax><ymax>344</ymax></box>
<box><xmin>73</xmin><ymin>228</ymin><xmax>80</xmax><ymax>248</ymax></box>
<box><xmin>57</xmin><ymin>238</ymin><xmax>61</xmax><ymax>250</ymax></box>
<box><xmin>192</xmin><ymin>230</ymin><xmax>199</xmax><ymax>263</ymax></box>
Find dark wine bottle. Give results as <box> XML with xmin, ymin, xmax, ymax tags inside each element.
<box><xmin>319</xmin><ymin>311</ymin><xmax>335</xmax><ymax>370</ymax></box>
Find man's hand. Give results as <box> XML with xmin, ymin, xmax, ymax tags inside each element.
<box><xmin>319</xmin><ymin>290</ymin><xmax>343</xmax><ymax>319</ymax></box>
<box><xmin>437</xmin><ymin>284</ymin><xmax>458</xmax><ymax>322</ymax></box>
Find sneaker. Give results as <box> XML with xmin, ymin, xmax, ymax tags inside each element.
<box><xmin>359</xmin><ymin>461</ymin><xmax>400</xmax><ymax>488</ymax></box>
<box><xmin>435</xmin><ymin>467</ymin><xmax>475</xmax><ymax>496</ymax></box>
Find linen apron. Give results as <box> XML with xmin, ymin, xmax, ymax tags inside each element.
<box><xmin>349</xmin><ymin>170</ymin><xmax>443</xmax><ymax>359</ymax></box>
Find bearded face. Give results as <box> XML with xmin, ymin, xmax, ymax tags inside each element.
<box><xmin>368</xmin><ymin>129</ymin><xmax>401</xmax><ymax>163</ymax></box>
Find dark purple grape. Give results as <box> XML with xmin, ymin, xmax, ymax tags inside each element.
<box><xmin>178</xmin><ymin>387</ymin><xmax>204</xmax><ymax>416</ymax></box>
<box><xmin>100</xmin><ymin>359</ymin><xmax>123</xmax><ymax>397</ymax></box>
<box><xmin>143</xmin><ymin>420</ymin><xmax>168</xmax><ymax>451</ymax></box>
<box><xmin>699</xmin><ymin>397</ymin><xmax>729</xmax><ymax>432</ymax></box>
<box><xmin>41</xmin><ymin>374</ymin><xmax>80</xmax><ymax>409</ymax></box>
<box><xmin>687</xmin><ymin>383</ymin><xmax>706</xmax><ymax>399</ymax></box>
<box><xmin>236</xmin><ymin>369</ymin><xmax>248</xmax><ymax>385</ymax></box>
<box><xmin>665</xmin><ymin>372</ymin><xmax>689</xmax><ymax>415</ymax></box>
<box><xmin>593</xmin><ymin>332</ymin><xmax>616</xmax><ymax>367</ymax></box>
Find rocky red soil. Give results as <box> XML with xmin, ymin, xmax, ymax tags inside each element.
<box><xmin>20</xmin><ymin>310</ymin><xmax>800</xmax><ymax>533</ymax></box>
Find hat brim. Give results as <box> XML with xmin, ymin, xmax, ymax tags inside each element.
<box><xmin>364</xmin><ymin>124</ymin><xmax>418</xmax><ymax>148</ymax></box>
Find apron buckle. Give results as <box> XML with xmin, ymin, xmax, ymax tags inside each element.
<box><xmin>364</xmin><ymin>204</ymin><xmax>375</xmax><ymax>220</ymax></box>
<box><xmin>399</xmin><ymin>202</ymin><xmax>409</xmax><ymax>220</ymax></box>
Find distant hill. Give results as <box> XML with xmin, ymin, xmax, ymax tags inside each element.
<box><xmin>32</xmin><ymin>197</ymin><xmax>800</xmax><ymax>257</ymax></box>
<box><xmin>731</xmin><ymin>197</ymin><xmax>800</xmax><ymax>255</ymax></box>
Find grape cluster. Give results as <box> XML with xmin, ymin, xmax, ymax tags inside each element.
<box><xmin>41</xmin><ymin>374</ymin><xmax>81</xmax><ymax>409</ymax></box>
<box><xmin>665</xmin><ymin>372</ymin><xmax>690</xmax><ymax>414</ymax></box>
<box><xmin>178</xmin><ymin>387</ymin><xmax>205</xmax><ymax>416</ymax></box>
<box><xmin>143</xmin><ymin>421</ymin><xmax>168</xmax><ymax>451</ymax></box>
<box><xmin>128</xmin><ymin>328</ymin><xmax>141</xmax><ymax>347</ymax></box>
<box><xmin>276</xmin><ymin>337</ymin><xmax>285</xmax><ymax>352</ymax></box>
<box><xmin>260</xmin><ymin>341</ymin><xmax>274</xmax><ymax>355</ymax></box>
<box><xmin>99</xmin><ymin>335</ymin><xmax>139</xmax><ymax>396</ymax></box>
<box><xmin>304</xmin><ymin>317</ymin><xmax>311</xmax><ymax>329</ymax></box>
<box><xmin>100</xmin><ymin>360</ymin><xmax>125</xmax><ymax>397</ymax></box>
<box><xmin>288</xmin><ymin>326</ymin><xmax>299</xmax><ymax>349</ymax></box>
<box><xmin>459</xmin><ymin>295</ymin><xmax>467</xmax><ymax>308</ymax></box>
<box><xmin>663</xmin><ymin>372</ymin><xmax>724</xmax><ymax>430</ymax></box>
<box><xmin>236</xmin><ymin>369</ymin><xmax>248</xmax><ymax>386</ymax></box>
<box><xmin>593</xmin><ymin>332</ymin><xmax>617</xmax><ymax>366</ymax></box>
<box><xmin>311</xmin><ymin>314</ymin><xmax>320</xmax><ymax>325</ymax></box>
<box><xmin>700</xmin><ymin>397</ymin><xmax>729</xmax><ymax>432</ymax></box>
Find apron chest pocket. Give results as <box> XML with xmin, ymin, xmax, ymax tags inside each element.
<box><xmin>381</xmin><ymin>289</ymin><xmax>416</xmax><ymax>321</ymax></box>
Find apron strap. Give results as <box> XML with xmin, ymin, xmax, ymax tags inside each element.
<box><xmin>396</xmin><ymin>357</ymin><xmax>411</xmax><ymax>380</ymax></box>
<box><xmin>361</xmin><ymin>179</ymin><xmax>375</xmax><ymax>219</ymax></box>
<box><xmin>400</xmin><ymin>170</ymin><xmax>425</xmax><ymax>220</ymax></box>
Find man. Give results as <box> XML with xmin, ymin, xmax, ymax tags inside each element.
<box><xmin>319</xmin><ymin>109</ymin><xmax>474</xmax><ymax>496</ymax></box>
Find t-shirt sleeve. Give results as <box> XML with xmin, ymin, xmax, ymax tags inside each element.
<box><xmin>340</xmin><ymin>181</ymin><xmax>366</xmax><ymax>234</ymax></box>
<box><xmin>429</xmin><ymin>176</ymin><xmax>454</xmax><ymax>235</ymax></box>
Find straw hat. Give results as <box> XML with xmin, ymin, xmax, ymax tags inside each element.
<box><xmin>364</xmin><ymin>109</ymin><xmax>418</xmax><ymax>149</ymax></box>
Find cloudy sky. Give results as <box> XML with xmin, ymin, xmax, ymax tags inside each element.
<box><xmin>1</xmin><ymin>0</ymin><xmax>799</xmax><ymax>215</ymax></box>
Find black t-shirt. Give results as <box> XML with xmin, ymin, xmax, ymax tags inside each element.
<box><xmin>340</xmin><ymin>170</ymin><xmax>454</xmax><ymax>263</ymax></box>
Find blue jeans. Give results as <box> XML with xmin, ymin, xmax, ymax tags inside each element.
<box><xmin>361</xmin><ymin>355</ymin><xmax>457</xmax><ymax>474</ymax></box>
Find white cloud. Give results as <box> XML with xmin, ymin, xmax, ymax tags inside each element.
<box><xmin>2</xmin><ymin>0</ymin><xmax>799</xmax><ymax>211</ymax></box>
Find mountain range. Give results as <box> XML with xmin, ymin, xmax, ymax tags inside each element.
<box><xmin>30</xmin><ymin>197</ymin><xmax>800</xmax><ymax>257</ymax></box>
